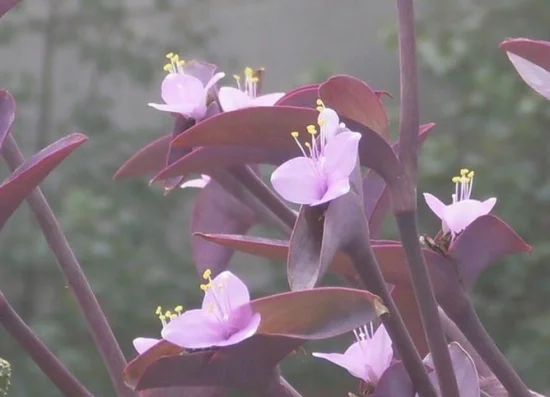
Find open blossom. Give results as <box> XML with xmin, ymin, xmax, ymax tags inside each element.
<box><xmin>148</xmin><ymin>53</ymin><xmax>225</xmax><ymax>120</ymax></box>
<box><xmin>423</xmin><ymin>169</ymin><xmax>496</xmax><ymax>236</ymax></box>
<box><xmin>218</xmin><ymin>67</ymin><xmax>285</xmax><ymax>111</ymax></box>
<box><xmin>270</xmin><ymin>102</ymin><xmax>361</xmax><ymax>206</ymax></box>
<box><xmin>132</xmin><ymin>305</ymin><xmax>184</xmax><ymax>354</ymax></box>
<box><xmin>180</xmin><ymin>174</ymin><xmax>211</xmax><ymax>190</ymax></box>
<box><xmin>312</xmin><ymin>324</ymin><xmax>393</xmax><ymax>387</ymax></box>
<box><xmin>161</xmin><ymin>270</ymin><xmax>261</xmax><ymax>349</ymax></box>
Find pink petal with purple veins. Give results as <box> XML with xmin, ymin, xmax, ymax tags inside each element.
<box><xmin>219</xmin><ymin>87</ymin><xmax>252</xmax><ymax>111</ymax></box>
<box><xmin>271</xmin><ymin>156</ymin><xmax>325</xmax><ymax>204</ymax></box>
<box><xmin>423</xmin><ymin>193</ymin><xmax>450</xmax><ymax>233</ymax></box>
<box><xmin>161</xmin><ymin>309</ymin><xmax>226</xmax><ymax>349</ymax></box>
<box><xmin>361</xmin><ymin>325</ymin><xmax>393</xmax><ymax>382</ymax></box>
<box><xmin>312</xmin><ymin>177</ymin><xmax>350</xmax><ymax>206</ymax></box>
<box><xmin>216</xmin><ymin>312</ymin><xmax>261</xmax><ymax>347</ymax></box>
<box><xmin>443</xmin><ymin>198</ymin><xmax>497</xmax><ymax>234</ymax></box>
<box><xmin>202</xmin><ymin>271</ymin><xmax>252</xmax><ymax>312</ymax></box>
<box><xmin>148</xmin><ymin>73</ymin><xmax>206</xmax><ymax>118</ymax></box>
<box><xmin>322</xmin><ymin>131</ymin><xmax>362</xmax><ymax>179</ymax></box>
<box><xmin>250</xmin><ymin>92</ymin><xmax>286</xmax><ymax>106</ymax></box>
<box><xmin>133</xmin><ymin>337</ymin><xmax>161</xmax><ymax>354</ymax></box>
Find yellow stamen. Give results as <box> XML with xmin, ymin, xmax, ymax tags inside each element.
<box><xmin>306</xmin><ymin>124</ymin><xmax>318</xmax><ymax>135</ymax></box>
<box><xmin>244</xmin><ymin>67</ymin><xmax>254</xmax><ymax>78</ymax></box>
<box><xmin>291</xmin><ymin>131</ymin><xmax>299</xmax><ymax>138</ymax></box>
<box><xmin>468</xmin><ymin>171</ymin><xmax>474</xmax><ymax>178</ymax></box>
<box><xmin>233</xmin><ymin>74</ymin><xmax>241</xmax><ymax>80</ymax></box>
<box><xmin>165</xmin><ymin>52</ymin><xmax>174</xmax><ymax>59</ymax></box>
<box><xmin>163</xmin><ymin>64</ymin><xmax>173</xmax><ymax>72</ymax></box>
<box><xmin>203</xmin><ymin>269</ymin><xmax>212</xmax><ymax>280</ymax></box>
<box><xmin>460</xmin><ymin>168</ymin><xmax>469</xmax><ymax>176</ymax></box>
<box><xmin>316</xmin><ymin>98</ymin><xmax>326</xmax><ymax>112</ymax></box>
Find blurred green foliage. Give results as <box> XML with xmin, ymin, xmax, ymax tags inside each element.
<box><xmin>0</xmin><ymin>358</ymin><xmax>10</xmax><ymax>397</ymax></box>
<box><xmin>414</xmin><ymin>0</ymin><xmax>550</xmax><ymax>393</ymax></box>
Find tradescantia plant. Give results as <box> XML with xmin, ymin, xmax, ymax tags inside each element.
<box><xmin>0</xmin><ymin>0</ymin><xmax>546</xmax><ymax>396</ymax></box>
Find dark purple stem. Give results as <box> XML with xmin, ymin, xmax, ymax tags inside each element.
<box><xmin>346</xmin><ymin>230</ymin><xmax>436</xmax><ymax>397</ymax></box>
<box><xmin>394</xmin><ymin>212</ymin><xmax>459</xmax><ymax>397</ymax></box>
<box><xmin>394</xmin><ymin>0</ymin><xmax>459</xmax><ymax>394</ymax></box>
<box><xmin>227</xmin><ymin>165</ymin><xmax>296</xmax><ymax>230</ymax></box>
<box><xmin>1</xmin><ymin>135</ymin><xmax>135</xmax><ymax>397</ymax></box>
<box><xmin>445</xmin><ymin>298</ymin><xmax>531</xmax><ymax>397</ymax></box>
<box><xmin>0</xmin><ymin>290</ymin><xmax>93</xmax><ymax>396</ymax></box>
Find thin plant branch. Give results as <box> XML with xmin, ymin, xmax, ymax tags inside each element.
<box><xmin>1</xmin><ymin>134</ymin><xmax>135</xmax><ymax>397</ymax></box>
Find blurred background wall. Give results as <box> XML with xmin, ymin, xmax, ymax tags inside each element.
<box><xmin>1</xmin><ymin>0</ymin><xmax>549</xmax><ymax>395</ymax></box>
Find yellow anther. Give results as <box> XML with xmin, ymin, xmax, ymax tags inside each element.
<box><xmin>159</xmin><ymin>314</ymin><xmax>166</xmax><ymax>321</ymax></box>
<box><xmin>174</xmin><ymin>305</ymin><xmax>183</xmax><ymax>313</ymax></box>
<box><xmin>166</xmin><ymin>52</ymin><xmax>174</xmax><ymax>59</ymax></box>
<box><xmin>244</xmin><ymin>67</ymin><xmax>253</xmax><ymax>78</ymax></box>
<box><xmin>251</xmin><ymin>77</ymin><xmax>259</xmax><ymax>83</ymax></box>
<box><xmin>304</xmin><ymin>142</ymin><xmax>312</xmax><ymax>149</ymax></box>
<box><xmin>316</xmin><ymin>99</ymin><xmax>324</xmax><ymax>106</ymax></box>
<box><xmin>200</xmin><ymin>283</ymin><xmax>210</xmax><ymax>292</ymax></box>
<box><xmin>155</xmin><ymin>306</ymin><xmax>162</xmax><ymax>315</ymax></box>
<box><xmin>460</xmin><ymin>168</ymin><xmax>469</xmax><ymax>175</ymax></box>
<box><xmin>467</xmin><ymin>171</ymin><xmax>474</xmax><ymax>178</ymax></box>
<box><xmin>452</xmin><ymin>176</ymin><xmax>461</xmax><ymax>183</ymax></box>
<box><xmin>163</xmin><ymin>64</ymin><xmax>173</xmax><ymax>72</ymax></box>
<box><xmin>165</xmin><ymin>310</ymin><xmax>172</xmax><ymax>318</ymax></box>
<box><xmin>233</xmin><ymin>74</ymin><xmax>241</xmax><ymax>81</ymax></box>
<box><xmin>306</xmin><ymin>124</ymin><xmax>318</xmax><ymax>135</ymax></box>
<box><xmin>291</xmin><ymin>131</ymin><xmax>299</xmax><ymax>138</ymax></box>
<box><xmin>316</xmin><ymin>106</ymin><xmax>324</xmax><ymax>112</ymax></box>
<box><xmin>203</xmin><ymin>269</ymin><xmax>212</xmax><ymax>280</ymax></box>
<box><xmin>178</xmin><ymin>60</ymin><xmax>185</xmax><ymax>67</ymax></box>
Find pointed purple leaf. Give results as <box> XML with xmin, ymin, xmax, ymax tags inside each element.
<box><xmin>275</xmin><ymin>84</ymin><xmax>319</xmax><ymax>108</ymax></box>
<box><xmin>114</xmin><ymin>134</ymin><xmax>171</xmax><ymax>179</ymax></box>
<box><xmin>0</xmin><ymin>90</ymin><xmax>15</xmax><ymax>150</ymax></box>
<box><xmin>164</xmin><ymin>115</ymin><xmax>195</xmax><ymax>191</ymax></box>
<box><xmin>450</xmin><ymin>214</ymin><xmax>532</xmax><ymax>288</ymax></box>
<box><xmin>319</xmin><ymin>75</ymin><xmax>390</xmax><ymax>139</ymax></box>
<box><xmin>170</xmin><ymin>106</ymin><xmax>402</xmax><ymax>182</ymax></box>
<box><xmin>500</xmin><ymin>38</ymin><xmax>550</xmax><ymax>99</ymax></box>
<box><xmin>0</xmin><ymin>0</ymin><xmax>22</xmax><ymax>19</ymax></box>
<box><xmin>0</xmin><ymin>133</ymin><xmax>88</xmax><ymax>230</ymax></box>
<box><xmin>190</xmin><ymin>179</ymin><xmax>256</xmax><ymax>277</ymax></box>
<box><xmin>370</xmin><ymin>361</ymin><xmax>414</xmax><ymax>397</ymax></box>
<box><xmin>152</xmin><ymin>146</ymin><xmax>289</xmax><ymax>182</ymax></box>
<box><xmin>140</xmin><ymin>387</ymin><xmax>227</xmax><ymax>397</ymax></box>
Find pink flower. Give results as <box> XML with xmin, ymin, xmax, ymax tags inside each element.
<box><xmin>270</xmin><ymin>104</ymin><xmax>361</xmax><ymax>206</ymax></box>
<box><xmin>180</xmin><ymin>174</ymin><xmax>211</xmax><ymax>189</ymax></box>
<box><xmin>132</xmin><ymin>305</ymin><xmax>184</xmax><ymax>354</ymax></box>
<box><xmin>148</xmin><ymin>53</ymin><xmax>225</xmax><ymax>120</ymax></box>
<box><xmin>218</xmin><ymin>67</ymin><xmax>285</xmax><ymax>111</ymax></box>
<box><xmin>161</xmin><ymin>270</ymin><xmax>261</xmax><ymax>349</ymax></box>
<box><xmin>312</xmin><ymin>324</ymin><xmax>393</xmax><ymax>386</ymax></box>
<box><xmin>423</xmin><ymin>169</ymin><xmax>496</xmax><ymax>236</ymax></box>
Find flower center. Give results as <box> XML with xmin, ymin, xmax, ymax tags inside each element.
<box><xmin>200</xmin><ymin>269</ymin><xmax>231</xmax><ymax>322</ymax></box>
<box><xmin>232</xmin><ymin>67</ymin><xmax>260</xmax><ymax>98</ymax></box>
<box><xmin>163</xmin><ymin>52</ymin><xmax>186</xmax><ymax>74</ymax></box>
<box><xmin>155</xmin><ymin>304</ymin><xmax>183</xmax><ymax>327</ymax></box>
<box><xmin>451</xmin><ymin>168</ymin><xmax>475</xmax><ymax>203</ymax></box>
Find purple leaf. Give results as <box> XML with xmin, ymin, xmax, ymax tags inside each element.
<box><xmin>370</xmin><ymin>362</ymin><xmax>414</xmax><ymax>397</ymax></box>
<box><xmin>152</xmin><ymin>146</ymin><xmax>289</xmax><ymax>182</ymax></box>
<box><xmin>171</xmin><ymin>106</ymin><xmax>401</xmax><ymax>182</ymax></box>
<box><xmin>113</xmin><ymin>134</ymin><xmax>171</xmax><ymax>179</ymax></box>
<box><xmin>450</xmin><ymin>214</ymin><xmax>532</xmax><ymax>289</ymax></box>
<box><xmin>319</xmin><ymin>75</ymin><xmax>390</xmax><ymax>139</ymax></box>
<box><xmin>500</xmin><ymin>38</ymin><xmax>550</xmax><ymax>100</ymax></box>
<box><xmin>190</xmin><ymin>179</ymin><xmax>256</xmax><ymax>278</ymax></box>
<box><xmin>0</xmin><ymin>0</ymin><xmax>21</xmax><ymax>19</ymax></box>
<box><xmin>163</xmin><ymin>115</ymin><xmax>196</xmax><ymax>191</ymax></box>
<box><xmin>275</xmin><ymin>84</ymin><xmax>319</xmax><ymax>108</ymax></box>
<box><xmin>0</xmin><ymin>133</ymin><xmax>88</xmax><ymax>230</ymax></box>
<box><xmin>0</xmin><ymin>90</ymin><xmax>15</xmax><ymax>150</ymax></box>
<box><xmin>140</xmin><ymin>387</ymin><xmax>227</xmax><ymax>397</ymax></box>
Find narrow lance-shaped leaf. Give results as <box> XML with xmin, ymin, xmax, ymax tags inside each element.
<box><xmin>500</xmin><ymin>38</ymin><xmax>550</xmax><ymax>100</ymax></box>
<box><xmin>0</xmin><ymin>133</ymin><xmax>88</xmax><ymax>230</ymax></box>
<box><xmin>0</xmin><ymin>90</ymin><xmax>15</xmax><ymax>150</ymax></box>
<box><xmin>113</xmin><ymin>134</ymin><xmax>171</xmax><ymax>179</ymax></box>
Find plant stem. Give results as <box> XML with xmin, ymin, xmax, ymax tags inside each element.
<box><xmin>0</xmin><ymin>291</ymin><xmax>93</xmax><ymax>396</ymax></box>
<box><xmin>446</xmin><ymin>298</ymin><xmax>531</xmax><ymax>397</ymax></box>
<box><xmin>395</xmin><ymin>212</ymin><xmax>459</xmax><ymax>397</ymax></box>
<box><xmin>261</xmin><ymin>372</ymin><xmax>302</xmax><ymax>397</ymax></box>
<box><xmin>1</xmin><ymin>135</ymin><xmax>135</xmax><ymax>397</ymax></box>
<box><xmin>347</xmin><ymin>227</ymin><xmax>436</xmax><ymax>397</ymax></box>
<box><xmin>228</xmin><ymin>165</ymin><xmax>297</xmax><ymax>230</ymax></box>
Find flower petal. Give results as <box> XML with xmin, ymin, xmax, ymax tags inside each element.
<box><xmin>251</xmin><ymin>92</ymin><xmax>286</xmax><ymax>107</ymax></box>
<box><xmin>217</xmin><ymin>312</ymin><xmax>261</xmax><ymax>347</ymax></box>
<box><xmin>318</xmin><ymin>108</ymin><xmax>340</xmax><ymax>141</ymax></box>
<box><xmin>204</xmin><ymin>72</ymin><xmax>226</xmax><ymax>93</ymax></box>
<box><xmin>159</xmin><ymin>73</ymin><xmax>207</xmax><ymax>118</ymax></box>
<box><xmin>312</xmin><ymin>177</ymin><xmax>350</xmax><ymax>206</ymax></box>
<box><xmin>362</xmin><ymin>325</ymin><xmax>393</xmax><ymax>381</ymax></box>
<box><xmin>321</xmin><ymin>131</ymin><xmax>361</xmax><ymax>179</ymax></box>
<box><xmin>218</xmin><ymin>87</ymin><xmax>252</xmax><ymax>112</ymax></box>
<box><xmin>443</xmin><ymin>199</ymin><xmax>496</xmax><ymax>234</ymax></box>
<box><xmin>423</xmin><ymin>193</ymin><xmax>447</xmax><ymax>220</ymax></box>
<box><xmin>161</xmin><ymin>309</ymin><xmax>225</xmax><ymax>349</ymax></box>
<box><xmin>202</xmin><ymin>271</ymin><xmax>252</xmax><ymax>312</ymax></box>
<box><xmin>182</xmin><ymin>61</ymin><xmax>217</xmax><ymax>86</ymax></box>
<box><xmin>313</xmin><ymin>348</ymin><xmax>369</xmax><ymax>382</ymax></box>
<box><xmin>133</xmin><ymin>337</ymin><xmax>160</xmax><ymax>354</ymax></box>
<box><xmin>180</xmin><ymin>175</ymin><xmax>210</xmax><ymax>189</ymax></box>
<box><xmin>271</xmin><ymin>157</ymin><xmax>325</xmax><ymax>204</ymax></box>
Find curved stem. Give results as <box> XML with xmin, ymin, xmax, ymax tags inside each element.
<box><xmin>0</xmin><ymin>291</ymin><xmax>93</xmax><ymax>396</ymax></box>
<box><xmin>445</xmin><ymin>298</ymin><xmax>531</xmax><ymax>397</ymax></box>
<box><xmin>394</xmin><ymin>211</ymin><xmax>459</xmax><ymax>397</ymax></box>
<box><xmin>1</xmin><ymin>135</ymin><xmax>135</xmax><ymax>397</ymax></box>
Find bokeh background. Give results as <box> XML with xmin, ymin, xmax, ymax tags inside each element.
<box><xmin>1</xmin><ymin>0</ymin><xmax>550</xmax><ymax>395</ymax></box>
